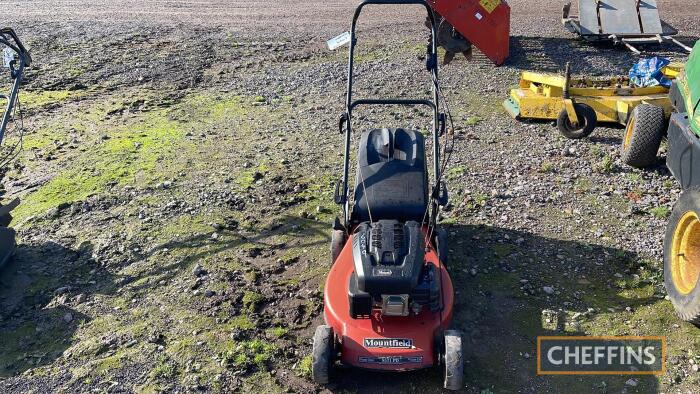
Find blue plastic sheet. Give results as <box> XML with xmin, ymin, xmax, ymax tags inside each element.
<box><xmin>629</xmin><ymin>57</ymin><xmax>672</xmax><ymax>88</ymax></box>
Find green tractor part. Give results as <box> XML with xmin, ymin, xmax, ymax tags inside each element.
<box><xmin>671</xmin><ymin>40</ymin><xmax>700</xmax><ymax>137</ymax></box>
<box><xmin>661</xmin><ymin>41</ymin><xmax>700</xmax><ymax>326</ymax></box>
<box><xmin>666</xmin><ymin>40</ymin><xmax>700</xmax><ymax>185</ymax></box>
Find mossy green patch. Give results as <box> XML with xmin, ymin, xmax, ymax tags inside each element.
<box><xmin>236</xmin><ymin>163</ymin><xmax>269</xmax><ymax>190</ymax></box>
<box><xmin>12</xmin><ymin>112</ymin><xmax>184</xmax><ymax>222</ymax></box>
<box><xmin>242</xmin><ymin>291</ymin><xmax>263</xmax><ymax>312</ymax></box>
<box><xmin>94</xmin><ymin>353</ymin><xmax>124</xmax><ymax>375</ymax></box>
<box><xmin>20</xmin><ymin>90</ymin><xmax>76</xmax><ymax>109</ymax></box>
<box><xmin>445</xmin><ymin>166</ymin><xmax>466</xmax><ymax>181</ymax></box>
<box><xmin>297</xmin><ymin>355</ymin><xmax>312</xmax><ymax>377</ymax></box>
<box><xmin>221</xmin><ymin>339</ymin><xmax>276</xmax><ymax>369</ymax></box>
<box><xmin>0</xmin><ymin>321</ymin><xmax>37</xmax><ymax>376</ymax></box>
<box><xmin>178</xmin><ymin>93</ymin><xmax>246</xmax><ymax>121</ymax></box>
<box><xmin>266</xmin><ymin>326</ymin><xmax>287</xmax><ymax>339</ymax></box>
<box><xmin>150</xmin><ymin>355</ymin><xmax>179</xmax><ymax>380</ymax></box>
<box><xmin>648</xmin><ymin>206</ymin><xmax>670</xmax><ymax>219</ymax></box>
<box><xmin>466</xmin><ymin>116</ymin><xmax>482</xmax><ymax>126</ymax></box>
<box><xmin>21</xmin><ymin>127</ymin><xmax>61</xmax><ymax>151</ymax></box>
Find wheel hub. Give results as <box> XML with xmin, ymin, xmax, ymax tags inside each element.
<box><xmin>624</xmin><ymin>116</ymin><xmax>636</xmax><ymax>148</ymax></box>
<box><xmin>671</xmin><ymin>211</ymin><xmax>700</xmax><ymax>295</ymax></box>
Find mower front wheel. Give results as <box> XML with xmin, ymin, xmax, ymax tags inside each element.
<box><xmin>443</xmin><ymin>330</ymin><xmax>464</xmax><ymax>391</ymax></box>
<box><xmin>330</xmin><ymin>230</ymin><xmax>347</xmax><ymax>265</ymax></box>
<box><xmin>664</xmin><ymin>188</ymin><xmax>700</xmax><ymax>325</ymax></box>
<box><xmin>556</xmin><ymin>103</ymin><xmax>597</xmax><ymax>139</ymax></box>
<box><xmin>312</xmin><ymin>325</ymin><xmax>335</xmax><ymax>384</ymax></box>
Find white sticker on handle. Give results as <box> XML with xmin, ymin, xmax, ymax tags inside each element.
<box><xmin>327</xmin><ymin>32</ymin><xmax>351</xmax><ymax>51</ymax></box>
<box><xmin>475</xmin><ymin>12</ymin><xmax>483</xmax><ymax>20</ymax></box>
<box><xmin>3</xmin><ymin>47</ymin><xmax>14</xmax><ymax>68</ymax></box>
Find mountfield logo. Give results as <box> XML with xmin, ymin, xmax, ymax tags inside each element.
<box><xmin>537</xmin><ymin>336</ymin><xmax>666</xmax><ymax>375</ymax></box>
<box><xmin>363</xmin><ymin>338</ymin><xmax>413</xmax><ymax>349</ymax></box>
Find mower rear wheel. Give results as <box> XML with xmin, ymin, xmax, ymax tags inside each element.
<box><xmin>330</xmin><ymin>230</ymin><xmax>347</xmax><ymax>265</ymax></box>
<box><xmin>621</xmin><ymin>104</ymin><xmax>665</xmax><ymax>168</ymax></box>
<box><xmin>312</xmin><ymin>325</ymin><xmax>335</xmax><ymax>384</ymax></box>
<box><xmin>443</xmin><ymin>330</ymin><xmax>464</xmax><ymax>391</ymax></box>
<box><xmin>664</xmin><ymin>188</ymin><xmax>700</xmax><ymax>325</ymax></box>
<box><xmin>0</xmin><ymin>212</ymin><xmax>10</xmax><ymax>228</ymax></box>
<box><xmin>435</xmin><ymin>228</ymin><xmax>448</xmax><ymax>265</ymax></box>
<box><xmin>556</xmin><ymin>103</ymin><xmax>597</xmax><ymax>139</ymax></box>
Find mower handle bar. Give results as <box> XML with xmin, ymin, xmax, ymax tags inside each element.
<box><xmin>340</xmin><ymin>0</ymin><xmax>442</xmax><ymax>229</ymax></box>
<box><xmin>0</xmin><ymin>28</ymin><xmax>30</xmax><ymax>147</ymax></box>
<box><xmin>346</xmin><ymin>0</ymin><xmax>439</xmax><ymax>117</ymax></box>
<box><xmin>0</xmin><ymin>28</ymin><xmax>31</xmax><ymax>67</ymax></box>
<box><xmin>350</xmin><ymin>99</ymin><xmax>436</xmax><ymax>111</ymax></box>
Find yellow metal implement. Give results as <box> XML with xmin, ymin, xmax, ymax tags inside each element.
<box><xmin>503</xmin><ymin>64</ymin><xmax>684</xmax><ymax>126</ymax></box>
<box><xmin>479</xmin><ymin>0</ymin><xmax>501</xmax><ymax>13</ymax></box>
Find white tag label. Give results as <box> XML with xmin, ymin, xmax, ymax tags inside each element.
<box><xmin>327</xmin><ymin>32</ymin><xmax>351</xmax><ymax>51</ymax></box>
<box><xmin>475</xmin><ymin>12</ymin><xmax>483</xmax><ymax>20</ymax></box>
<box><xmin>3</xmin><ymin>47</ymin><xmax>14</xmax><ymax>68</ymax></box>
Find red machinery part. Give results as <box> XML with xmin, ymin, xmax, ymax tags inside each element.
<box><xmin>429</xmin><ymin>0</ymin><xmax>511</xmax><ymax>65</ymax></box>
<box><xmin>323</xmin><ymin>229</ymin><xmax>454</xmax><ymax>371</ymax></box>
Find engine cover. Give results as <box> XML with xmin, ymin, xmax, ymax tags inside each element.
<box><xmin>352</xmin><ymin>220</ymin><xmax>424</xmax><ymax>296</ymax></box>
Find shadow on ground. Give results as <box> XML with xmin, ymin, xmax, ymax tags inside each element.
<box><xmin>326</xmin><ymin>223</ymin><xmax>662</xmax><ymax>393</ymax></box>
<box><xmin>0</xmin><ymin>241</ymin><xmax>112</xmax><ymax>377</ymax></box>
<box><xmin>123</xmin><ymin>214</ymin><xmax>330</xmax><ymax>294</ymax></box>
<box><xmin>509</xmin><ymin>35</ymin><xmax>698</xmax><ymax>74</ymax></box>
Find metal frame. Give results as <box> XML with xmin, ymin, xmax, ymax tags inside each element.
<box><xmin>561</xmin><ymin>0</ymin><xmax>690</xmax><ymax>53</ymax></box>
<box><xmin>338</xmin><ymin>0</ymin><xmax>443</xmax><ymax>229</ymax></box>
<box><xmin>0</xmin><ymin>28</ymin><xmax>31</xmax><ymax>146</ymax></box>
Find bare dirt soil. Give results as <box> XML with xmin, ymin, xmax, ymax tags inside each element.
<box><xmin>0</xmin><ymin>0</ymin><xmax>700</xmax><ymax>393</ymax></box>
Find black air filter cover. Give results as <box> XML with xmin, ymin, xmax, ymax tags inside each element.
<box><xmin>351</xmin><ymin>220</ymin><xmax>424</xmax><ymax>296</ymax></box>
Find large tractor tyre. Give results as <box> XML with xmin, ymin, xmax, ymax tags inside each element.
<box><xmin>435</xmin><ymin>228</ymin><xmax>448</xmax><ymax>265</ymax></box>
<box><xmin>556</xmin><ymin>103</ymin><xmax>597</xmax><ymax>139</ymax></box>
<box><xmin>311</xmin><ymin>325</ymin><xmax>335</xmax><ymax>384</ymax></box>
<box><xmin>443</xmin><ymin>330</ymin><xmax>464</xmax><ymax>391</ymax></box>
<box><xmin>664</xmin><ymin>188</ymin><xmax>700</xmax><ymax>325</ymax></box>
<box><xmin>330</xmin><ymin>230</ymin><xmax>346</xmax><ymax>266</ymax></box>
<box><xmin>621</xmin><ymin>104</ymin><xmax>666</xmax><ymax>168</ymax></box>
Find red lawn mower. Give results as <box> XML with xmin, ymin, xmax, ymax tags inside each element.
<box><xmin>312</xmin><ymin>0</ymin><xmax>462</xmax><ymax>390</ymax></box>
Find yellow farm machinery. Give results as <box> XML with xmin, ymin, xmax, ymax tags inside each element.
<box><xmin>503</xmin><ymin>62</ymin><xmax>683</xmax><ymax>139</ymax></box>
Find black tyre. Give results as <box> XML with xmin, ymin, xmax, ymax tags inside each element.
<box><xmin>664</xmin><ymin>188</ymin><xmax>700</xmax><ymax>326</ymax></box>
<box><xmin>0</xmin><ymin>212</ymin><xmax>10</xmax><ymax>228</ymax></box>
<box><xmin>330</xmin><ymin>230</ymin><xmax>347</xmax><ymax>265</ymax></box>
<box><xmin>312</xmin><ymin>325</ymin><xmax>334</xmax><ymax>384</ymax></box>
<box><xmin>0</xmin><ymin>227</ymin><xmax>16</xmax><ymax>267</ymax></box>
<box><xmin>556</xmin><ymin>103</ymin><xmax>597</xmax><ymax>139</ymax></box>
<box><xmin>443</xmin><ymin>330</ymin><xmax>463</xmax><ymax>391</ymax></box>
<box><xmin>621</xmin><ymin>104</ymin><xmax>666</xmax><ymax>168</ymax></box>
<box><xmin>435</xmin><ymin>228</ymin><xmax>448</xmax><ymax>264</ymax></box>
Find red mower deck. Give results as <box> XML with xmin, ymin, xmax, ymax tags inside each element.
<box><xmin>324</xmin><ymin>229</ymin><xmax>454</xmax><ymax>371</ymax></box>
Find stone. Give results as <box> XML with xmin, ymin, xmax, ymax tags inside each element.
<box><xmin>192</xmin><ymin>264</ymin><xmax>206</xmax><ymax>277</ymax></box>
<box><xmin>74</xmin><ymin>294</ymin><xmax>87</xmax><ymax>304</ymax></box>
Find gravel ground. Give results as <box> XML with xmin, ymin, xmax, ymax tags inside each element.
<box><xmin>0</xmin><ymin>1</ymin><xmax>699</xmax><ymax>393</ymax></box>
